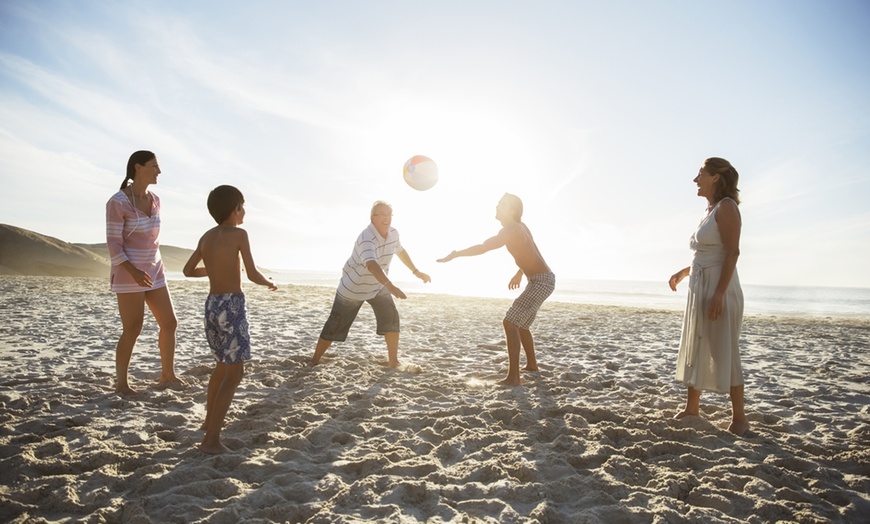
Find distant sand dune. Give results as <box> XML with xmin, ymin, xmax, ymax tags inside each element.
<box><xmin>0</xmin><ymin>224</ymin><xmax>193</xmax><ymax>277</ymax></box>
<box><xmin>0</xmin><ymin>224</ymin><xmax>109</xmax><ymax>277</ymax></box>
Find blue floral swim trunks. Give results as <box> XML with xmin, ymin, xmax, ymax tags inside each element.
<box><xmin>204</xmin><ymin>293</ymin><xmax>251</xmax><ymax>364</ymax></box>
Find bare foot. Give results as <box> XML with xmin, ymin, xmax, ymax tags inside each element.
<box><xmin>728</xmin><ymin>419</ymin><xmax>750</xmax><ymax>437</ymax></box>
<box><xmin>498</xmin><ymin>377</ymin><xmax>522</xmax><ymax>387</ymax></box>
<box><xmin>155</xmin><ymin>377</ymin><xmax>186</xmax><ymax>390</ymax></box>
<box><xmin>674</xmin><ymin>410</ymin><xmax>699</xmax><ymax>420</ymax></box>
<box><xmin>159</xmin><ymin>373</ymin><xmax>180</xmax><ymax>383</ymax></box>
<box><xmin>199</xmin><ymin>441</ymin><xmax>231</xmax><ymax>455</ymax></box>
<box><xmin>115</xmin><ymin>384</ymin><xmax>140</xmax><ymax>396</ymax></box>
<box><xmin>523</xmin><ymin>365</ymin><xmax>539</xmax><ymax>371</ymax></box>
<box><xmin>387</xmin><ymin>360</ymin><xmax>400</xmax><ymax>369</ymax></box>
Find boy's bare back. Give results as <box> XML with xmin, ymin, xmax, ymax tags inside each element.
<box><xmin>194</xmin><ymin>225</ymin><xmax>250</xmax><ymax>294</ymax></box>
<box><xmin>185</xmin><ymin>223</ymin><xmax>276</xmax><ymax>294</ymax></box>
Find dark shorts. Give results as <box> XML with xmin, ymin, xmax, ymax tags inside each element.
<box><xmin>319</xmin><ymin>290</ymin><xmax>400</xmax><ymax>341</ymax></box>
<box><xmin>204</xmin><ymin>293</ymin><xmax>251</xmax><ymax>364</ymax></box>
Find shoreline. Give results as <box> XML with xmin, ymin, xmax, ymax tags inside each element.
<box><xmin>15</xmin><ymin>272</ymin><xmax>870</xmax><ymax>322</ymax></box>
<box><xmin>174</xmin><ymin>270</ymin><xmax>870</xmax><ymax>321</ymax></box>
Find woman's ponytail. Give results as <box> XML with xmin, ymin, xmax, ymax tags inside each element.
<box><xmin>122</xmin><ymin>150</ymin><xmax>156</xmax><ymax>190</ymax></box>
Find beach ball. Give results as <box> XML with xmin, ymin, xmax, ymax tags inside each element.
<box><xmin>403</xmin><ymin>155</ymin><xmax>438</xmax><ymax>191</ymax></box>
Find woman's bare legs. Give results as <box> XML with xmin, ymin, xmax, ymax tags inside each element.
<box><xmin>728</xmin><ymin>385</ymin><xmax>749</xmax><ymax>436</ymax></box>
<box><xmin>675</xmin><ymin>386</ymin><xmax>701</xmax><ymax>419</ymax></box>
<box><xmin>144</xmin><ymin>286</ymin><xmax>179</xmax><ymax>384</ymax></box>
<box><xmin>675</xmin><ymin>385</ymin><xmax>749</xmax><ymax>436</ymax></box>
<box><xmin>115</xmin><ymin>292</ymin><xmax>146</xmax><ymax>395</ymax></box>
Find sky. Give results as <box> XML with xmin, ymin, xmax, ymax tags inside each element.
<box><xmin>1</xmin><ymin>0</ymin><xmax>869</xmax><ymax>294</ymax></box>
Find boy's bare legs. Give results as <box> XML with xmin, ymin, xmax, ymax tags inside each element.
<box><xmin>145</xmin><ymin>286</ymin><xmax>179</xmax><ymax>385</ymax></box>
<box><xmin>728</xmin><ymin>385</ymin><xmax>749</xmax><ymax>436</ymax></box>
<box><xmin>311</xmin><ymin>337</ymin><xmax>333</xmax><ymax>366</ymax></box>
<box><xmin>200</xmin><ymin>362</ymin><xmax>244</xmax><ymax>455</ymax></box>
<box><xmin>499</xmin><ymin>319</ymin><xmax>522</xmax><ymax>386</ymax></box>
<box><xmin>384</xmin><ymin>331</ymin><xmax>400</xmax><ymax>368</ymax></box>
<box><xmin>115</xmin><ymin>293</ymin><xmax>145</xmax><ymax>395</ymax></box>
<box><xmin>675</xmin><ymin>386</ymin><xmax>701</xmax><ymax>419</ymax></box>
<box><xmin>519</xmin><ymin>328</ymin><xmax>538</xmax><ymax>371</ymax></box>
<box><xmin>200</xmin><ymin>361</ymin><xmax>222</xmax><ymax>431</ymax></box>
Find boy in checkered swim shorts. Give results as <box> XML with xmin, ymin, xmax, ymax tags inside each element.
<box><xmin>438</xmin><ymin>193</ymin><xmax>554</xmax><ymax>386</ymax></box>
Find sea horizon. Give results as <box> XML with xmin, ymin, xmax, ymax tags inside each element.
<box><xmin>166</xmin><ymin>270</ymin><xmax>870</xmax><ymax>320</ymax></box>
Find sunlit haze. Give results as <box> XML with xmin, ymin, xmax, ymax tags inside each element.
<box><xmin>2</xmin><ymin>1</ymin><xmax>869</xmax><ymax>295</ymax></box>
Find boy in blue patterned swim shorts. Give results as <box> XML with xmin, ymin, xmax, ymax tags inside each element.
<box><xmin>438</xmin><ymin>193</ymin><xmax>554</xmax><ymax>387</ymax></box>
<box><xmin>183</xmin><ymin>185</ymin><xmax>277</xmax><ymax>454</ymax></box>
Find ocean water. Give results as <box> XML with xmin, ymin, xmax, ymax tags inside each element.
<box><xmin>547</xmin><ymin>279</ymin><xmax>870</xmax><ymax>319</ymax></box>
<box><xmin>168</xmin><ymin>270</ymin><xmax>870</xmax><ymax>320</ymax></box>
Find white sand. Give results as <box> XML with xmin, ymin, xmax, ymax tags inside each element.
<box><xmin>0</xmin><ymin>276</ymin><xmax>868</xmax><ymax>523</ymax></box>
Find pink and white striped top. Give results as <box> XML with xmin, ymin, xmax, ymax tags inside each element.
<box><xmin>105</xmin><ymin>190</ymin><xmax>166</xmax><ymax>293</ymax></box>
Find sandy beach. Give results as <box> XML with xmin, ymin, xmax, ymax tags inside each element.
<box><xmin>0</xmin><ymin>275</ymin><xmax>868</xmax><ymax>523</ymax></box>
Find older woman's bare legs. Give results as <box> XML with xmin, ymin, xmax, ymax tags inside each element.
<box><xmin>675</xmin><ymin>386</ymin><xmax>701</xmax><ymax>419</ymax></box>
<box><xmin>675</xmin><ymin>385</ymin><xmax>749</xmax><ymax>436</ymax></box>
<box><xmin>728</xmin><ymin>385</ymin><xmax>749</xmax><ymax>436</ymax></box>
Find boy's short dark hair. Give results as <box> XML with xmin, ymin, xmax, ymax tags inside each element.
<box><xmin>207</xmin><ymin>185</ymin><xmax>245</xmax><ymax>224</ymax></box>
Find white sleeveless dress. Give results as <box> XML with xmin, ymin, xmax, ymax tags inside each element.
<box><xmin>675</xmin><ymin>198</ymin><xmax>744</xmax><ymax>394</ymax></box>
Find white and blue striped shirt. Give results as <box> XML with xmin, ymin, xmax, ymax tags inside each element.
<box><xmin>336</xmin><ymin>223</ymin><xmax>403</xmax><ymax>301</ymax></box>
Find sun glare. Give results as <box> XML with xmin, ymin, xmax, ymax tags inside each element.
<box><xmin>343</xmin><ymin>92</ymin><xmax>554</xmax><ymax>298</ymax></box>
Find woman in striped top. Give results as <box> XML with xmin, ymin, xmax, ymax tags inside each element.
<box><xmin>106</xmin><ymin>150</ymin><xmax>179</xmax><ymax>395</ymax></box>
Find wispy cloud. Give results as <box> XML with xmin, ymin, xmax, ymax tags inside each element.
<box><xmin>2</xmin><ymin>1</ymin><xmax>869</xmax><ymax>286</ymax></box>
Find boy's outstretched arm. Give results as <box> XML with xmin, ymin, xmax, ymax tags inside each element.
<box><xmin>238</xmin><ymin>230</ymin><xmax>277</xmax><ymax>290</ymax></box>
<box><xmin>437</xmin><ymin>233</ymin><xmax>506</xmax><ymax>263</ymax></box>
<box><xmin>183</xmin><ymin>242</ymin><xmax>208</xmax><ymax>278</ymax></box>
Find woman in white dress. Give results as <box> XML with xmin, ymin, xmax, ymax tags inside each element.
<box><xmin>668</xmin><ymin>157</ymin><xmax>748</xmax><ymax>436</ymax></box>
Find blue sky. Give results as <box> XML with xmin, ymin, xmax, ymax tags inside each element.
<box><xmin>1</xmin><ymin>1</ymin><xmax>868</xmax><ymax>293</ymax></box>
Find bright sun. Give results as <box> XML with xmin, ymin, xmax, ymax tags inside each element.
<box><xmin>343</xmin><ymin>91</ymin><xmax>556</xmax><ymax>300</ymax></box>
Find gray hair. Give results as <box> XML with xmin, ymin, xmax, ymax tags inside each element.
<box><xmin>370</xmin><ymin>200</ymin><xmax>393</xmax><ymax>216</ymax></box>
